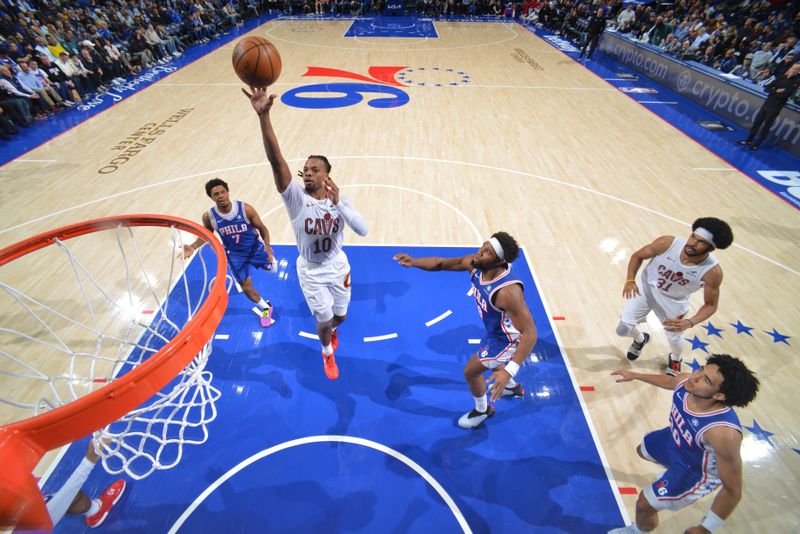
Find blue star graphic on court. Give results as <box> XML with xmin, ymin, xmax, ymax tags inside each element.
<box><xmin>729</xmin><ymin>320</ymin><xmax>754</xmax><ymax>336</ymax></box>
<box><xmin>702</xmin><ymin>322</ymin><xmax>724</xmax><ymax>338</ymax></box>
<box><xmin>687</xmin><ymin>357</ymin><xmax>703</xmax><ymax>371</ymax></box>
<box><xmin>685</xmin><ymin>335</ymin><xmax>709</xmax><ymax>353</ymax></box>
<box><xmin>744</xmin><ymin>419</ymin><xmax>775</xmax><ymax>447</ymax></box>
<box><xmin>764</xmin><ymin>328</ymin><xmax>790</xmax><ymax>345</ymax></box>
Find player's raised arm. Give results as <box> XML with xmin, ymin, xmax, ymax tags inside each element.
<box><xmin>243</xmin><ymin>87</ymin><xmax>292</xmax><ymax>193</ymax></box>
<box><xmin>623</xmin><ymin>235</ymin><xmax>673</xmax><ymax>298</ymax></box>
<box><xmin>393</xmin><ymin>253</ymin><xmax>473</xmax><ymax>272</ymax></box>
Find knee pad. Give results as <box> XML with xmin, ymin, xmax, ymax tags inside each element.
<box><xmin>616</xmin><ymin>320</ymin><xmax>635</xmax><ymax>337</ymax></box>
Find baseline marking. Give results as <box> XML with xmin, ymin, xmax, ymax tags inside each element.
<box><xmin>167</xmin><ymin>435</ymin><xmax>472</xmax><ymax>534</ymax></box>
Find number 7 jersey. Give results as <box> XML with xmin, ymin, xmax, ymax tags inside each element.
<box><xmin>281</xmin><ymin>180</ymin><xmax>347</xmax><ymax>263</ymax></box>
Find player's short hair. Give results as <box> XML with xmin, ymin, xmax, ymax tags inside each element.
<box><xmin>692</xmin><ymin>217</ymin><xmax>733</xmax><ymax>250</ymax></box>
<box><xmin>307</xmin><ymin>155</ymin><xmax>331</xmax><ymax>173</ymax></box>
<box><xmin>492</xmin><ymin>231</ymin><xmax>520</xmax><ymax>263</ymax></box>
<box><xmin>204</xmin><ymin>178</ymin><xmax>229</xmax><ymax>197</ymax></box>
<box><xmin>708</xmin><ymin>353</ymin><xmax>759</xmax><ymax>407</ymax></box>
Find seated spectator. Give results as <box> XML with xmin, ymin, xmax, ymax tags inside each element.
<box><xmin>698</xmin><ymin>44</ymin><xmax>717</xmax><ymax>67</ymax></box>
<box><xmin>750</xmin><ymin>42</ymin><xmax>773</xmax><ymax>78</ymax></box>
<box><xmin>661</xmin><ymin>34</ymin><xmax>682</xmax><ymax>56</ymax></box>
<box><xmin>617</xmin><ymin>5</ymin><xmax>635</xmax><ymax>33</ymax></box>
<box><xmin>16</xmin><ymin>60</ymin><xmax>66</xmax><ymax>108</ymax></box>
<box><xmin>0</xmin><ymin>64</ymin><xmax>50</xmax><ymax>118</ymax></box>
<box><xmin>102</xmin><ymin>38</ymin><xmax>138</xmax><ymax>76</ymax></box>
<box><xmin>647</xmin><ymin>16</ymin><xmax>670</xmax><ymax>47</ymax></box>
<box><xmin>0</xmin><ymin>105</ymin><xmax>22</xmax><ymax>140</ymax></box>
<box><xmin>55</xmin><ymin>52</ymin><xmax>90</xmax><ymax>96</ymax></box>
<box><xmin>28</xmin><ymin>58</ymin><xmax>75</xmax><ymax>105</ymax></box>
<box><xmin>716</xmin><ymin>48</ymin><xmax>739</xmax><ymax>73</ymax></box>
<box><xmin>38</xmin><ymin>55</ymin><xmax>82</xmax><ymax>102</ymax></box>
<box><xmin>729</xmin><ymin>56</ymin><xmax>754</xmax><ymax>81</ymax></box>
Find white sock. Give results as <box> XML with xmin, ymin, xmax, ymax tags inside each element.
<box><xmin>84</xmin><ymin>499</ymin><xmax>101</xmax><ymax>517</ymax></box>
<box><xmin>46</xmin><ymin>457</ymin><xmax>95</xmax><ymax>524</ymax></box>
<box><xmin>669</xmin><ymin>352</ymin><xmax>682</xmax><ymax>362</ymax></box>
<box><xmin>632</xmin><ymin>326</ymin><xmax>645</xmax><ymax>344</ymax></box>
<box><xmin>322</xmin><ymin>343</ymin><xmax>333</xmax><ymax>356</ymax></box>
<box><xmin>474</xmin><ymin>394</ymin><xmax>488</xmax><ymax>413</ymax></box>
<box><xmin>257</xmin><ymin>298</ymin><xmax>270</xmax><ymax>310</ymax></box>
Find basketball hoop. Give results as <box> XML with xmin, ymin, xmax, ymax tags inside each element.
<box><xmin>0</xmin><ymin>215</ymin><xmax>228</xmax><ymax>531</ymax></box>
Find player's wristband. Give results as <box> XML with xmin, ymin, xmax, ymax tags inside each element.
<box><xmin>504</xmin><ymin>361</ymin><xmax>520</xmax><ymax>378</ymax></box>
<box><xmin>700</xmin><ymin>510</ymin><xmax>724</xmax><ymax>532</ymax></box>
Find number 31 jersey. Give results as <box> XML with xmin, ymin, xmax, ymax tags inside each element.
<box><xmin>282</xmin><ymin>180</ymin><xmax>347</xmax><ymax>263</ymax></box>
<box><xmin>641</xmin><ymin>236</ymin><xmax>718</xmax><ymax>303</ymax></box>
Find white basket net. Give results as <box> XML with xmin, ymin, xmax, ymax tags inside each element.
<box><xmin>0</xmin><ymin>220</ymin><xmax>227</xmax><ymax>480</ymax></box>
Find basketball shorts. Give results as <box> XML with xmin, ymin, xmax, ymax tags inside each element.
<box><xmin>640</xmin><ymin>428</ymin><xmax>721</xmax><ymax>511</ymax></box>
<box><xmin>620</xmin><ymin>284</ymin><xmax>690</xmax><ymax>325</ymax></box>
<box><xmin>477</xmin><ymin>337</ymin><xmax>521</xmax><ymax>370</ymax></box>
<box><xmin>296</xmin><ymin>251</ymin><xmax>351</xmax><ymax>323</ymax></box>
<box><xmin>228</xmin><ymin>247</ymin><xmax>272</xmax><ymax>284</ymax></box>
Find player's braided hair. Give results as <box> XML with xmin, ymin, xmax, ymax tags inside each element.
<box><xmin>707</xmin><ymin>354</ymin><xmax>759</xmax><ymax>407</ymax></box>
<box><xmin>308</xmin><ymin>155</ymin><xmax>332</xmax><ymax>173</ymax></box>
<box><xmin>204</xmin><ymin>178</ymin><xmax>229</xmax><ymax>197</ymax></box>
<box><xmin>492</xmin><ymin>231</ymin><xmax>520</xmax><ymax>264</ymax></box>
<box><xmin>692</xmin><ymin>217</ymin><xmax>733</xmax><ymax>250</ymax></box>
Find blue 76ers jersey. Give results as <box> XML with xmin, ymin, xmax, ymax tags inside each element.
<box><xmin>664</xmin><ymin>381</ymin><xmax>741</xmax><ymax>474</ymax></box>
<box><xmin>208</xmin><ymin>200</ymin><xmax>263</xmax><ymax>256</ymax></box>
<box><xmin>469</xmin><ymin>265</ymin><xmax>523</xmax><ymax>347</ymax></box>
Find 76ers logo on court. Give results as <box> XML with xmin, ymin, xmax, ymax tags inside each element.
<box><xmin>281</xmin><ymin>66</ymin><xmax>410</xmax><ymax>109</ymax></box>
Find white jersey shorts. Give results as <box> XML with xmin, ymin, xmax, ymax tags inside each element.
<box><xmin>621</xmin><ymin>282</ymin><xmax>690</xmax><ymax>325</ymax></box>
<box><xmin>296</xmin><ymin>250</ymin><xmax>351</xmax><ymax>323</ymax></box>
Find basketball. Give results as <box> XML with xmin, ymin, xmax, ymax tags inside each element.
<box><xmin>232</xmin><ymin>37</ymin><xmax>282</xmax><ymax>88</ymax></box>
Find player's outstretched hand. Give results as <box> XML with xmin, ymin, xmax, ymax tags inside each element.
<box><xmin>487</xmin><ymin>367</ymin><xmax>513</xmax><ymax>402</ymax></box>
<box><xmin>242</xmin><ymin>86</ymin><xmax>277</xmax><ymax>115</ymax></box>
<box><xmin>611</xmin><ymin>369</ymin><xmax>636</xmax><ymax>383</ymax></box>
<box><xmin>181</xmin><ymin>244</ymin><xmax>195</xmax><ymax>259</ymax></box>
<box><xmin>663</xmin><ymin>316</ymin><xmax>691</xmax><ymax>332</ymax></box>
<box><xmin>622</xmin><ymin>280</ymin><xmax>640</xmax><ymax>299</ymax></box>
<box><xmin>325</xmin><ymin>177</ymin><xmax>339</xmax><ymax>205</ymax></box>
<box><xmin>392</xmin><ymin>253</ymin><xmax>415</xmax><ymax>267</ymax></box>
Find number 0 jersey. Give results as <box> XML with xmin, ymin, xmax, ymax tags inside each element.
<box><xmin>281</xmin><ymin>180</ymin><xmax>348</xmax><ymax>263</ymax></box>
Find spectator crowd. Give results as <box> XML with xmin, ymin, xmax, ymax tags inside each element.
<box><xmin>0</xmin><ymin>0</ymin><xmax>272</xmax><ymax>141</ymax></box>
<box><xmin>520</xmin><ymin>0</ymin><xmax>799</xmax><ymax>90</ymax></box>
<box><xmin>2</xmin><ymin>0</ymin><xmax>799</xmax><ymax>142</ymax></box>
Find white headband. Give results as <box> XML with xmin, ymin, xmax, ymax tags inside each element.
<box><xmin>694</xmin><ymin>227</ymin><xmax>715</xmax><ymax>247</ymax></box>
<box><xmin>488</xmin><ymin>237</ymin><xmax>505</xmax><ymax>260</ymax></box>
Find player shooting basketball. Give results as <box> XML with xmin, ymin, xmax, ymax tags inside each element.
<box><xmin>243</xmin><ymin>88</ymin><xmax>368</xmax><ymax>380</ymax></box>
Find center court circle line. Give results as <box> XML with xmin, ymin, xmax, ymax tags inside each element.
<box><xmin>3</xmin><ymin>156</ymin><xmax>795</xmax><ymax>276</ymax></box>
<box><xmin>167</xmin><ymin>434</ymin><xmax>472</xmax><ymax>534</ymax></box>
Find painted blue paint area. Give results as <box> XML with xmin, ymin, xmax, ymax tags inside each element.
<box><xmin>0</xmin><ymin>15</ymin><xmax>278</xmax><ymax>168</ymax></box>
<box><xmin>345</xmin><ymin>16</ymin><xmax>438</xmax><ymax>38</ymax></box>
<box><xmin>46</xmin><ymin>245</ymin><xmax>623</xmax><ymax>533</ymax></box>
<box><xmin>524</xmin><ymin>23</ymin><xmax>800</xmax><ymax>210</ymax></box>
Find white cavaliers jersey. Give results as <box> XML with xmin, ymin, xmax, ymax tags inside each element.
<box><xmin>281</xmin><ymin>180</ymin><xmax>347</xmax><ymax>263</ymax></box>
<box><xmin>641</xmin><ymin>237</ymin><xmax>718</xmax><ymax>302</ymax></box>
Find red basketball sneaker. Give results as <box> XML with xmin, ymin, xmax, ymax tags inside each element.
<box><xmin>323</xmin><ymin>352</ymin><xmax>339</xmax><ymax>380</ymax></box>
<box><xmin>86</xmin><ymin>479</ymin><xmax>126</xmax><ymax>528</ymax></box>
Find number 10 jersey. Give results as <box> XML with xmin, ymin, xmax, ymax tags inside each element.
<box><xmin>281</xmin><ymin>180</ymin><xmax>347</xmax><ymax>264</ymax></box>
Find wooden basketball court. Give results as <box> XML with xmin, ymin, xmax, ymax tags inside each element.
<box><xmin>1</xmin><ymin>18</ymin><xmax>798</xmax><ymax>532</ymax></box>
